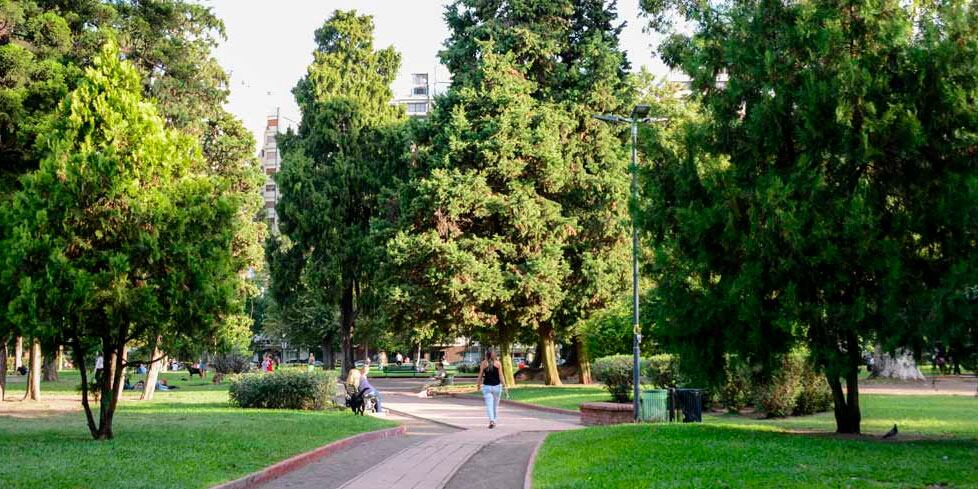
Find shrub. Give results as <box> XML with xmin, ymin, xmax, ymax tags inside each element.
<box><xmin>794</xmin><ymin>364</ymin><xmax>833</xmax><ymax>415</ymax></box>
<box><xmin>754</xmin><ymin>359</ymin><xmax>802</xmax><ymax>418</ymax></box>
<box><xmin>641</xmin><ymin>354</ymin><xmax>682</xmax><ymax>388</ymax></box>
<box><xmin>211</xmin><ymin>353</ymin><xmax>252</xmax><ymax>375</ymax></box>
<box><xmin>720</xmin><ymin>359</ymin><xmax>753</xmax><ymax>413</ymax></box>
<box><xmin>228</xmin><ymin>370</ymin><xmax>336</xmax><ymax>410</ymax></box>
<box><xmin>593</xmin><ymin>355</ymin><xmax>634</xmax><ymax>403</ymax></box>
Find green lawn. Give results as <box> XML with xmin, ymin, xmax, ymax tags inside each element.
<box><xmin>533</xmin><ymin>395</ymin><xmax>978</xmax><ymax>488</ymax></box>
<box><xmin>497</xmin><ymin>385</ymin><xmax>610</xmax><ymax>411</ymax></box>
<box><xmin>0</xmin><ymin>371</ymin><xmax>395</xmax><ymax>489</ymax></box>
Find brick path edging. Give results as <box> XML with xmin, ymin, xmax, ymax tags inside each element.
<box><xmin>522</xmin><ymin>434</ymin><xmax>548</xmax><ymax>489</ymax></box>
<box><xmin>447</xmin><ymin>393</ymin><xmax>580</xmax><ymax>416</ymax></box>
<box><xmin>211</xmin><ymin>425</ymin><xmax>407</xmax><ymax>489</ymax></box>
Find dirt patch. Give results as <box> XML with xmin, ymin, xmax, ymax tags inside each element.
<box><xmin>859</xmin><ymin>375</ymin><xmax>977</xmax><ymax>396</ymax></box>
<box><xmin>0</xmin><ymin>394</ymin><xmax>82</xmax><ymax>419</ymax></box>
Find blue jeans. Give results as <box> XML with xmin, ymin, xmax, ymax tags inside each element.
<box><xmin>482</xmin><ymin>384</ymin><xmax>502</xmax><ymax>422</ymax></box>
<box><xmin>363</xmin><ymin>388</ymin><xmax>382</xmax><ymax>412</ymax></box>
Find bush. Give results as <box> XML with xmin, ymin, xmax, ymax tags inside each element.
<box><xmin>211</xmin><ymin>353</ymin><xmax>252</xmax><ymax>375</ymax></box>
<box><xmin>794</xmin><ymin>364</ymin><xmax>833</xmax><ymax>415</ymax></box>
<box><xmin>720</xmin><ymin>359</ymin><xmax>753</xmax><ymax>413</ymax></box>
<box><xmin>593</xmin><ymin>355</ymin><xmax>634</xmax><ymax>403</ymax></box>
<box><xmin>228</xmin><ymin>370</ymin><xmax>336</xmax><ymax>410</ymax></box>
<box><xmin>754</xmin><ymin>358</ymin><xmax>803</xmax><ymax>418</ymax></box>
<box><xmin>641</xmin><ymin>354</ymin><xmax>682</xmax><ymax>388</ymax></box>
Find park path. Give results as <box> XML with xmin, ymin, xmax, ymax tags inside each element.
<box><xmin>256</xmin><ymin>381</ymin><xmax>580</xmax><ymax>489</ymax></box>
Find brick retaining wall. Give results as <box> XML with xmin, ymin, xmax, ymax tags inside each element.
<box><xmin>580</xmin><ymin>401</ymin><xmax>633</xmax><ymax>426</ymax></box>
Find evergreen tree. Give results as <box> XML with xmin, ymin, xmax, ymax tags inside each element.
<box><xmin>274</xmin><ymin>10</ymin><xmax>410</xmax><ymax>375</ymax></box>
<box><xmin>431</xmin><ymin>0</ymin><xmax>633</xmax><ymax>384</ymax></box>
<box><xmin>5</xmin><ymin>41</ymin><xmax>245</xmax><ymax>439</ymax></box>
<box><xmin>640</xmin><ymin>0</ymin><xmax>978</xmax><ymax>433</ymax></box>
<box><xmin>387</xmin><ymin>47</ymin><xmax>573</xmax><ymax>387</ymax></box>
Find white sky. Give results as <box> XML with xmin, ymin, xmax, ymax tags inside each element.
<box><xmin>201</xmin><ymin>1</ymin><xmax>670</xmax><ymax>148</ymax></box>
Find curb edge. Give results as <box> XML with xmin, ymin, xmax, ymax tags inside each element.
<box><xmin>211</xmin><ymin>424</ymin><xmax>407</xmax><ymax>489</ymax></box>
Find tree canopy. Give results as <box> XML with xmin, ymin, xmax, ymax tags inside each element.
<box><xmin>640</xmin><ymin>0</ymin><xmax>978</xmax><ymax>433</ymax></box>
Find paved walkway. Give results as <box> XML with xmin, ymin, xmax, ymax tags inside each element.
<box><xmin>258</xmin><ymin>383</ymin><xmax>581</xmax><ymax>489</ymax></box>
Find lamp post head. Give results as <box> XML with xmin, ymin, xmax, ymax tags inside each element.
<box><xmin>593</xmin><ymin>114</ymin><xmax>627</xmax><ymax>124</ymax></box>
<box><xmin>631</xmin><ymin>104</ymin><xmax>651</xmax><ymax>118</ymax></box>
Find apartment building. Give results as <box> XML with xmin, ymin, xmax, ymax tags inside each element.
<box><xmin>392</xmin><ymin>72</ymin><xmax>435</xmax><ymax>117</ymax></box>
<box><xmin>260</xmin><ymin>113</ymin><xmax>281</xmax><ymax>233</ymax></box>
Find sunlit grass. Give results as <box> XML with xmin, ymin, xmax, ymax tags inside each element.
<box><xmin>0</xmin><ymin>370</ymin><xmax>394</xmax><ymax>489</ymax></box>
<box><xmin>533</xmin><ymin>394</ymin><xmax>978</xmax><ymax>488</ymax></box>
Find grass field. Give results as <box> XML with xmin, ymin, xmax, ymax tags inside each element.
<box><xmin>0</xmin><ymin>370</ymin><xmax>395</xmax><ymax>489</ymax></box>
<box><xmin>533</xmin><ymin>394</ymin><xmax>978</xmax><ymax>488</ymax></box>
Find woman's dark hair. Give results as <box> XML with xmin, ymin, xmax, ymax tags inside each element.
<box><xmin>485</xmin><ymin>350</ymin><xmax>495</xmax><ymax>361</ymax></box>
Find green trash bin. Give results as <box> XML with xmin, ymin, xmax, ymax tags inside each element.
<box><xmin>639</xmin><ymin>389</ymin><xmax>669</xmax><ymax>422</ymax></box>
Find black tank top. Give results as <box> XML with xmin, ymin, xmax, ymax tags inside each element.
<box><xmin>483</xmin><ymin>362</ymin><xmax>501</xmax><ymax>386</ymax></box>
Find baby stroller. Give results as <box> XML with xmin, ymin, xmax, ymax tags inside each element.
<box><xmin>344</xmin><ymin>383</ymin><xmax>377</xmax><ymax>415</ymax></box>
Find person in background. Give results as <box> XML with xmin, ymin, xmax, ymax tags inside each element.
<box><xmin>199</xmin><ymin>358</ymin><xmax>207</xmax><ymax>379</ymax></box>
<box><xmin>94</xmin><ymin>354</ymin><xmax>104</xmax><ymax>383</ymax></box>
<box><xmin>308</xmin><ymin>352</ymin><xmax>316</xmax><ymax>372</ymax></box>
<box><xmin>395</xmin><ymin>352</ymin><xmax>403</xmax><ymax>366</ymax></box>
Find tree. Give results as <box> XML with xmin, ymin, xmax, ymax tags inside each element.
<box><xmin>5</xmin><ymin>40</ymin><xmax>246</xmax><ymax>439</ymax></box>
<box><xmin>273</xmin><ymin>10</ymin><xmax>409</xmax><ymax>376</ymax></box>
<box><xmin>265</xmin><ymin>236</ymin><xmax>339</xmax><ymax>368</ymax></box>
<box><xmin>387</xmin><ymin>47</ymin><xmax>573</xmax><ymax>387</ymax></box>
<box><xmin>640</xmin><ymin>0</ymin><xmax>978</xmax><ymax>433</ymax></box>
<box><xmin>436</xmin><ymin>0</ymin><xmax>633</xmax><ymax>385</ymax></box>
<box><xmin>0</xmin><ymin>2</ymin><xmax>264</xmax><ymax>394</ymax></box>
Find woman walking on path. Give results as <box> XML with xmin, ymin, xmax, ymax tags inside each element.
<box><xmin>476</xmin><ymin>350</ymin><xmax>503</xmax><ymax>429</ymax></box>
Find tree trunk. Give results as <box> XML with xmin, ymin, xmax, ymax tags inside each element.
<box><xmin>871</xmin><ymin>346</ymin><xmax>925</xmax><ymax>380</ymax></box>
<box><xmin>339</xmin><ymin>281</ymin><xmax>356</xmax><ymax>377</ymax></box>
<box><xmin>575</xmin><ymin>336</ymin><xmax>593</xmax><ymax>385</ymax></box>
<box><xmin>141</xmin><ymin>341</ymin><xmax>163</xmax><ymax>401</ymax></box>
<box><xmin>1</xmin><ymin>335</ymin><xmax>8</xmax><ymax>403</ymax></box>
<box><xmin>499</xmin><ymin>341</ymin><xmax>516</xmax><ymax>388</ymax></box>
<box><xmin>25</xmin><ymin>338</ymin><xmax>41</xmax><ymax>401</ymax></box>
<box><xmin>539</xmin><ymin>325</ymin><xmax>562</xmax><ymax>386</ymax></box>
<box><xmin>14</xmin><ymin>336</ymin><xmax>23</xmax><ymax>369</ymax></box>
<box><xmin>43</xmin><ymin>346</ymin><xmax>59</xmax><ymax>382</ymax></box>
<box><xmin>828</xmin><ymin>336</ymin><xmax>862</xmax><ymax>434</ymax></box>
<box><xmin>96</xmin><ymin>334</ymin><xmax>127</xmax><ymax>440</ymax></box>
<box><xmin>70</xmin><ymin>337</ymin><xmax>100</xmax><ymax>439</ymax></box>
<box><xmin>321</xmin><ymin>335</ymin><xmax>335</xmax><ymax>370</ymax></box>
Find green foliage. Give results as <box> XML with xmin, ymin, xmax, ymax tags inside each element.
<box><xmin>210</xmin><ymin>353</ymin><xmax>252</xmax><ymax>375</ymax></box>
<box><xmin>228</xmin><ymin>370</ymin><xmax>337</xmax><ymax>410</ymax></box>
<box><xmin>754</xmin><ymin>358</ymin><xmax>803</xmax><ymax>418</ymax></box>
<box><xmin>273</xmin><ymin>11</ymin><xmax>409</xmax><ymax>373</ymax></box>
<box><xmin>592</xmin><ymin>354</ymin><xmax>634</xmax><ymax>403</ymax></box>
<box><xmin>435</xmin><ymin>0</ymin><xmax>634</xmax><ymax>378</ymax></box>
<box><xmin>640</xmin><ymin>0</ymin><xmax>978</xmax><ymax>433</ymax></box>
<box><xmin>720</xmin><ymin>359</ymin><xmax>753</xmax><ymax>414</ymax></box>
<box><xmin>794</xmin><ymin>362</ymin><xmax>834</xmax><ymax>417</ymax></box>
<box><xmin>580</xmin><ymin>302</ymin><xmax>632</xmax><ymax>359</ymax></box>
<box><xmin>641</xmin><ymin>354</ymin><xmax>682</xmax><ymax>388</ymax></box>
<box><xmin>3</xmin><ymin>40</ymin><xmax>246</xmax><ymax>439</ymax></box>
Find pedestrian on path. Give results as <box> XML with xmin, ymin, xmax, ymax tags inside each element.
<box><xmin>476</xmin><ymin>350</ymin><xmax>503</xmax><ymax>429</ymax></box>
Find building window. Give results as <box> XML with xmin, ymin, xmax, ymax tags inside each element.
<box><xmin>265</xmin><ymin>168</ymin><xmax>276</xmax><ymax>175</ymax></box>
<box><xmin>412</xmin><ymin>73</ymin><xmax>429</xmax><ymax>97</ymax></box>
<box><xmin>266</xmin><ymin>184</ymin><xmax>276</xmax><ymax>192</ymax></box>
<box><xmin>265</xmin><ymin>201</ymin><xmax>275</xmax><ymax>209</ymax></box>
<box><xmin>412</xmin><ymin>73</ymin><xmax>428</xmax><ymax>85</ymax></box>
<box><xmin>265</xmin><ymin>149</ymin><xmax>277</xmax><ymax>160</ymax></box>
<box><xmin>266</xmin><ymin>135</ymin><xmax>276</xmax><ymax>144</ymax></box>
<box><xmin>407</xmin><ymin>102</ymin><xmax>427</xmax><ymax>114</ymax></box>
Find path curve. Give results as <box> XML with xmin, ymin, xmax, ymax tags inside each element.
<box><xmin>257</xmin><ymin>381</ymin><xmax>581</xmax><ymax>489</ymax></box>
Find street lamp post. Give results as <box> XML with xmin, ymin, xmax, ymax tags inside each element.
<box><xmin>594</xmin><ymin>105</ymin><xmax>667</xmax><ymax>422</ymax></box>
